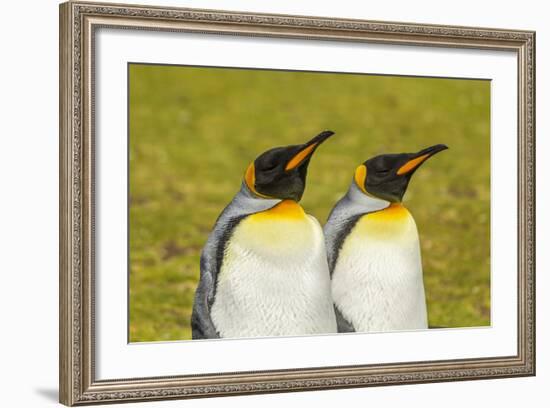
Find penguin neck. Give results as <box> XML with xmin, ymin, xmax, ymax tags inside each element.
<box><xmin>232</xmin><ymin>182</ymin><xmax>283</xmax><ymax>214</ymax></box>
<box><xmin>346</xmin><ymin>182</ymin><xmax>392</xmax><ymax>213</ymax></box>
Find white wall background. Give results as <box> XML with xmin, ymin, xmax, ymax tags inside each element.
<box><xmin>0</xmin><ymin>0</ymin><xmax>546</xmax><ymax>406</ymax></box>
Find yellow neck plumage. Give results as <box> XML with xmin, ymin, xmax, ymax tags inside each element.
<box><xmin>248</xmin><ymin>200</ymin><xmax>307</xmax><ymax>222</ymax></box>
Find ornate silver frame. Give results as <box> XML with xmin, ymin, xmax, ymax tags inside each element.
<box><xmin>59</xmin><ymin>1</ymin><xmax>536</xmax><ymax>405</ymax></box>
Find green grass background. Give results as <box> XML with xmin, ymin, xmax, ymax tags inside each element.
<box><xmin>129</xmin><ymin>64</ymin><xmax>491</xmax><ymax>342</ymax></box>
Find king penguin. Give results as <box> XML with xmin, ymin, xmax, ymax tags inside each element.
<box><xmin>192</xmin><ymin>130</ymin><xmax>338</xmax><ymax>339</ymax></box>
<box><xmin>324</xmin><ymin>144</ymin><xmax>448</xmax><ymax>333</ymax></box>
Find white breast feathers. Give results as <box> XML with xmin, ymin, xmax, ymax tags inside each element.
<box><xmin>211</xmin><ymin>200</ymin><xmax>337</xmax><ymax>338</ymax></box>
<box><xmin>332</xmin><ymin>204</ymin><xmax>428</xmax><ymax>332</ymax></box>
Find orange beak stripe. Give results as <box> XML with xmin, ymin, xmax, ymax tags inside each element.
<box><xmin>396</xmin><ymin>153</ymin><xmax>431</xmax><ymax>176</ymax></box>
<box><xmin>285</xmin><ymin>143</ymin><xmax>318</xmax><ymax>171</ymax></box>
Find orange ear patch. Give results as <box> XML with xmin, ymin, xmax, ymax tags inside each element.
<box><xmin>354</xmin><ymin>164</ymin><xmax>368</xmax><ymax>194</ymax></box>
<box><xmin>244</xmin><ymin>162</ymin><xmax>272</xmax><ymax>199</ymax></box>
<box><xmin>244</xmin><ymin>162</ymin><xmax>256</xmax><ymax>192</ymax></box>
<box><xmin>285</xmin><ymin>143</ymin><xmax>318</xmax><ymax>171</ymax></box>
<box><xmin>397</xmin><ymin>153</ymin><xmax>430</xmax><ymax>175</ymax></box>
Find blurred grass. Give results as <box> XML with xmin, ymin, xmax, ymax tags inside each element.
<box><xmin>129</xmin><ymin>64</ymin><xmax>491</xmax><ymax>342</ymax></box>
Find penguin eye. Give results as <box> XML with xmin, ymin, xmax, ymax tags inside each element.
<box><xmin>260</xmin><ymin>163</ymin><xmax>278</xmax><ymax>172</ymax></box>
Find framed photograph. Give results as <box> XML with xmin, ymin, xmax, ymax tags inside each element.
<box><xmin>59</xmin><ymin>1</ymin><xmax>535</xmax><ymax>405</ymax></box>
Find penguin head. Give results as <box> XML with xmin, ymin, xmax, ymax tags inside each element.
<box><xmin>244</xmin><ymin>130</ymin><xmax>335</xmax><ymax>202</ymax></box>
<box><xmin>354</xmin><ymin>144</ymin><xmax>448</xmax><ymax>203</ymax></box>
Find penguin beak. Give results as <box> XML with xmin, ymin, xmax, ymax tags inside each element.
<box><xmin>285</xmin><ymin>130</ymin><xmax>335</xmax><ymax>171</ymax></box>
<box><xmin>396</xmin><ymin>144</ymin><xmax>448</xmax><ymax>176</ymax></box>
